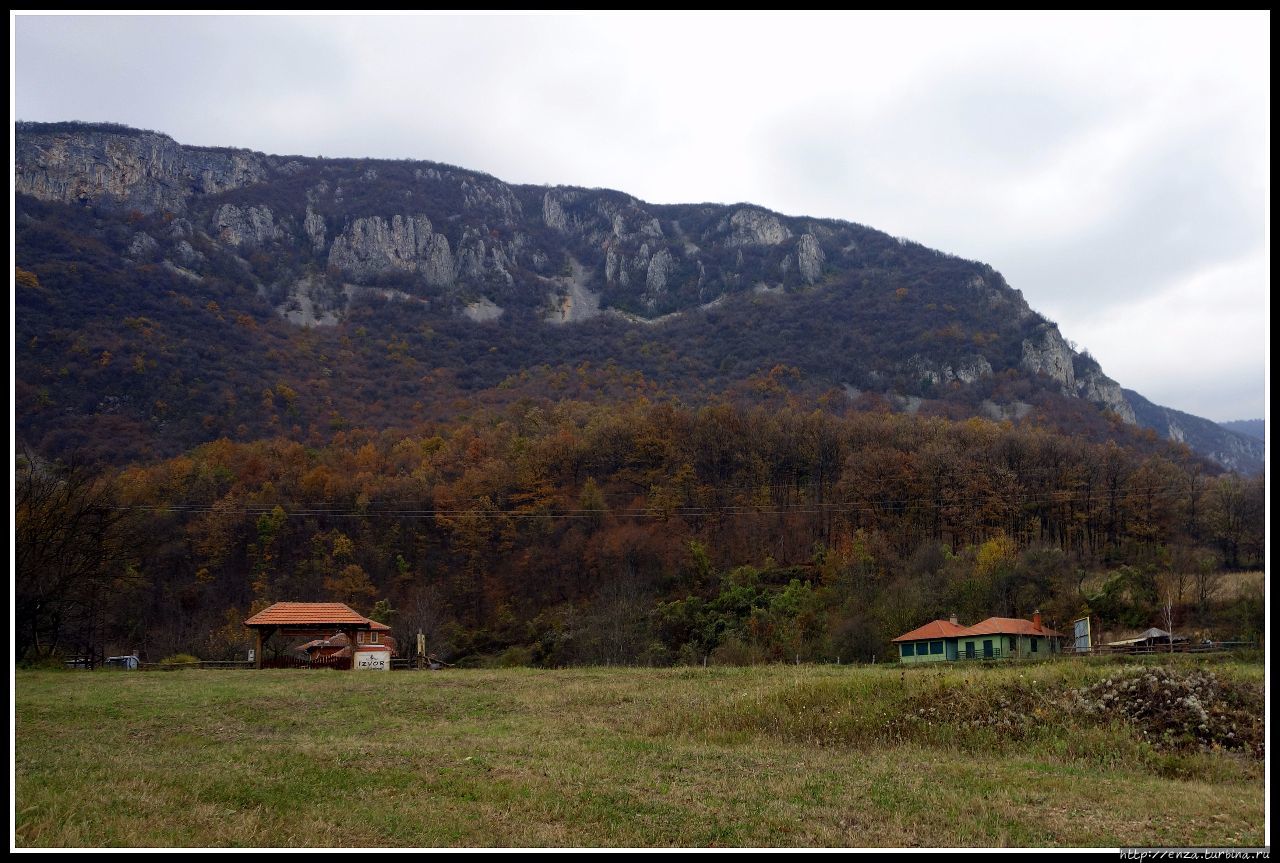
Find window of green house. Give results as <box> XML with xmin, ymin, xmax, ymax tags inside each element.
<box><xmin>930</xmin><ymin>641</ymin><xmax>943</xmax><ymax>655</ymax></box>
<box><xmin>1031</xmin><ymin>638</ymin><xmax>1038</xmax><ymax>653</ymax></box>
<box><xmin>902</xmin><ymin>643</ymin><xmax>914</xmax><ymax>657</ymax></box>
<box><xmin>965</xmin><ymin>642</ymin><xmax>975</xmax><ymax>658</ymax></box>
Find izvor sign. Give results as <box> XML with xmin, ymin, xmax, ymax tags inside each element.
<box><xmin>355</xmin><ymin>649</ymin><xmax>391</xmax><ymax>671</ymax></box>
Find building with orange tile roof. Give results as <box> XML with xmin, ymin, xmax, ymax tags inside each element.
<box><xmin>244</xmin><ymin>602</ymin><xmax>395</xmax><ymax>670</ymax></box>
<box><xmin>894</xmin><ymin>611</ymin><xmax>1064</xmax><ymax>662</ymax></box>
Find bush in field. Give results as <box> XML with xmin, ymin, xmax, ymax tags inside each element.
<box><xmin>158</xmin><ymin>653</ymin><xmax>200</xmax><ymax>667</ymax></box>
<box><xmin>499</xmin><ymin>645</ymin><xmax>533</xmax><ymax>667</ymax></box>
<box><xmin>1067</xmin><ymin>667</ymin><xmax>1263</xmax><ymax>758</ymax></box>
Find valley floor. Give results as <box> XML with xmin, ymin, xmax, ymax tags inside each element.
<box><xmin>14</xmin><ymin>659</ymin><xmax>1265</xmax><ymax>848</ymax></box>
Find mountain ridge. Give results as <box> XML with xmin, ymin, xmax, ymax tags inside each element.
<box><xmin>1218</xmin><ymin>419</ymin><xmax>1264</xmax><ymax>442</ymax></box>
<box><xmin>14</xmin><ymin>121</ymin><xmax>1263</xmax><ymax>474</ymax></box>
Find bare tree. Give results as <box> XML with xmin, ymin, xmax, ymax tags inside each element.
<box><xmin>398</xmin><ymin>582</ymin><xmax>449</xmax><ymax>659</ymax></box>
<box><xmin>1160</xmin><ymin>581</ymin><xmax>1176</xmax><ymax>654</ymax></box>
<box><xmin>15</xmin><ymin>450</ymin><xmax>142</xmax><ymax>663</ymax></box>
<box><xmin>1191</xmin><ymin>549</ymin><xmax>1223</xmax><ymax>617</ymax></box>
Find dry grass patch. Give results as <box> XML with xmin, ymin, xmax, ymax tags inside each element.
<box><xmin>15</xmin><ymin>660</ymin><xmax>1264</xmax><ymax>848</ymax></box>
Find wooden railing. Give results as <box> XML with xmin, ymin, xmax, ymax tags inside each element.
<box><xmin>954</xmin><ymin>646</ymin><xmax>1004</xmax><ymax>661</ymax></box>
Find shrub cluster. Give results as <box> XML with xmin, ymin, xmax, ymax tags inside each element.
<box><xmin>1067</xmin><ymin>667</ymin><xmax>1263</xmax><ymax>758</ymax></box>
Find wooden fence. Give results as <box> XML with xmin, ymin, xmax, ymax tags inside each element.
<box><xmin>1069</xmin><ymin>641</ymin><xmax>1257</xmax><ymax>657</ymax></box>
<box><xmin>138</xmin><ymin>657</ymin><xmax>352</xmax><ymax>670</ymax></box>
<box><xmin>138</xmin><ymin>660</ymin><xmax>253</xmax><ymax>671</ymax></box>
<box><xmin>261</xmin><ymin>655</ymin><xmax>353</xmax><ymax>670</ymax></box>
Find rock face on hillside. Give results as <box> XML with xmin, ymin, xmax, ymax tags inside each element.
<box><xmin>214</xmin><ymin>204</ymin><xmax>285</xmax><ymax>249</ymax></box>
<box><xmin>725</xmin><ymin>208</ymin><xmax>792</xmax><ymax>247</ymax></box>
<box><xmin>1020</xmin><ymin>323</ymin><xmax>1136</xmax><ymax>425</ymax></box>
<box><xmin>15</xmin><ymin>121</ymin><xmax>1259</xmax><ymax>471</ymax></box>
<box><xmin>16</xmin><ymin>123</ymin><xmax>267</xmax><ymax>213</ymax></box>
<box><xmin>327</xmin><ymin>214</ymin><xmax>457</xmax><ymax>286</ymax></box>
<box><xmin>1125</xmin><ymin>390</ymin><xmax>1264</xmax><ymax>474</ymax></box>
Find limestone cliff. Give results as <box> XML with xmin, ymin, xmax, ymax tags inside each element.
<box><xmin>327</xmin><ymin>214</ymin><xmax>455</xmax><ymax>287</ymax></box>
<box><xmin>16</xmin><ymin>122</ymin><xmax>267</xmax><ymax>213</ymax></box>
<box><xmin>17</xmin><ymin>120</ymin><xmax>1255</xmax><ymax>471</ymax></box>
<box><xmin>1020</xmin><ymin>323</ymin><xmax>1137</xmax><ymax>425</ymax></box>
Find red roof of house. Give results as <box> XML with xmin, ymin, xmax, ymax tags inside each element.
<box><xmin>244</xmin><ymin>602</ymin><xmax>372</xmax><ymax>626</ymax></box>
<box><xmin>892</xmin><ymin>619</ymin><xmax>971</xmax><ymax>642</ymax></box>
<box><xmin>893</xmin><ymin>615</ymin><xmax>1064</xmax><ymax>642</ymax></box>
<box><xmin>964</xmin><ymin>617</ymin><xmax>1064</xmax><ymax>638</ymax></box>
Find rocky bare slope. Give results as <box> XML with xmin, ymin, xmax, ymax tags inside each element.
<box><xmin>15</xmin><ymin>122</ymin><xmax>1263</xmax><ymax>473</ymax></box>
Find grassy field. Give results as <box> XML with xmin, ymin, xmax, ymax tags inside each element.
<box><xmin>14</xmin><ymin>657</ymin><xmax>1265</xmax><ymax>848</ymax></box>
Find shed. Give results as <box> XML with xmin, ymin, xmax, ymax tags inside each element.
<box><xmin>244</xmin><ymin>602</ymin><xmax>389</xmax><ymax>670</ymax></box>
<box><xmin>1106</xmin><ymin>628</ymin><xmax>1189</xmax><ymax>649</ymax></box>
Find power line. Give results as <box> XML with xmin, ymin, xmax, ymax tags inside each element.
<box><xmin>107</xmin><ymin>479</ymin><xmax>1201</xmax><ymax>521</ymax></box>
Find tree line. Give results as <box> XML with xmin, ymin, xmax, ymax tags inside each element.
<box><xmin>16</xmin><ymin>399</ymin><xmax>1264</xmax><ymax>666</ymax></box>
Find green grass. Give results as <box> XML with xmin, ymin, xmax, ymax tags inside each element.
<box><xmin>14</xmin><ymin>657</ymin><xmax>1265</xmax><ymax>847</ymax></box>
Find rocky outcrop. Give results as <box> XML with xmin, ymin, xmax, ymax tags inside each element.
<box><xmin>328</xmin><ymin>214</ymin><xmax>455</xmax><ymax>287</ymax></box>
<box><xmin>1022</xmin><ymin>324</ymin><xmax>1137</xmax><ymax>424</ymax></box>
<box><xmin>907</xmin><ymin>354</ymin><xmax>993</xmax><ymax>387</ymax></box>
<box><xmin>543</xmin><ymin>190</ymin><xmax>572</xmax><ymax>232</ymax></box>
<box><xmin>1020</xmin><ymin>325</ymin><xmax>1076</xmax><ymax>391</ymax></box>
<box><xmin>126</xmin><ymin>232</ymin><xmax>159</xmax><ymax>260</ymax></box>
<box><xmin>462</xmin><ymin>298</ymin><xmax>504</xmax><ymax>322</ymax></box>
<box><xmin>455</xmin><ymin>229</ymin><xmax>487</xmax><ymax>281</ymax></box>
<box><xmin>214</xmin><ymin>204</ymin><xmax>283</xmax><ymax>249</ymax></box>
<box><xmin>724</xmin><ymin>208</ymin><xmax>792</xmax><ymax>247</ymax></box>
<box><xmin>303</xmin><ymin>205</ymin><xmax>327</xmax><ymax>253</ymax></box>
<box><xmin>15</xmin><ymin>123</ymin><xmax>266</xmax><ymax>213</ymax></box>
<box><xmin>460</xmin><ymin>177</ymin><xmax>523</xmax><ymax>224</ymax></box>
<box><xmin>953</xmin><ymin>355</ymin><xmax>994</xmax><ymax>384</ymax></box>
<box><xmin>645</xmin><ymin>249</ymin><xmax>673</xmax><ymax>303</ymax></box>
<box><xmin>1075</xmin><ymin>363</ymin><xmax>1137</xmax><ymax>425</ymax></box>
<box><xmin>972</xmin><ymin>273</ymin><xmax>1035</xmax><ymax>323</ymax></box>
<box><xmin>419</xmin><ymin>234</ymin><xmax>457</xmax><ymax>286</ymax></box>
<box><xmin>797</xmin><ymin>233</ymin><xmax>824</xmax><ymax>284</ymax></box>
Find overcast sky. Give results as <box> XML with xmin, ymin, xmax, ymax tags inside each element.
<box><xmin>13</xmin><ymin>12</ymin><xmax>1269</xmax><ymax>421</ymax></box>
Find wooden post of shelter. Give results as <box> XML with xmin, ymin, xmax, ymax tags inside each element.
<box><xmin>254</xmin><ymin>626</ymin><xmax>271</xmax><ymax>669</ymax></box>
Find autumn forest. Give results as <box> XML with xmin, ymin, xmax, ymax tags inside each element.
<box><xmin>18</xmin><ymin>396</ymin><xmax>1264</xmax><ymax>667</ymax></box>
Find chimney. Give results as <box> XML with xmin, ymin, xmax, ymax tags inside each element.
<box><xmin>1032</xmin><ymin>610</ymin><xmax>1042</xmax><ymax>628</ymax></box>
<box><xmin>949</xmin><ymin>613</ymin><xmax>958</xmax><ymax>625</ymax></box>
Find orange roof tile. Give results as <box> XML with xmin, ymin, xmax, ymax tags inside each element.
<box><xmin>963</xmin><ymin>617</ymin><xmax>1064</xmax><ymax>638</ymax></box>
<box><xmin>893</xmin><ymin>615</ymin><xmax>1065</xmax><ymax>642</ymax></box>
<box><xmin>892</xmin><ymin>619</ymin><xmax>970</xmax><ymax>642</ymax></box>
<box><xmin>244</xmin><ymin>602</ymin><xmax>371</xmax><ymax>627</ymax></box>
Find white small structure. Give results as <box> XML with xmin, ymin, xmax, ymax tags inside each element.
<box><xmin>1106</xmin><ymin>627</ymin><xmax>1188</xmax><ymax>648</ymax></box>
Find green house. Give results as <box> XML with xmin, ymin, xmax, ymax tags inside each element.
<box><xmin>894</xmin><ymin>613</ymin><xmax>1064</xmax><ymax>662</ymax></box>
<box><xmin>892</xmin><ymin>617</ymin><xmax>969</xmax><ymax>663</ymax></box>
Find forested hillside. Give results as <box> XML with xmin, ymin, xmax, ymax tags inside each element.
<box><xmin>14</xmin><ymin>123</ymin><xmax>1265</xmax><ymax>667</ymax></box>
<box><xmin>19</xmin><ymin>401</ymin><xmax>1263</xmax><ymax>665</ymax></box>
